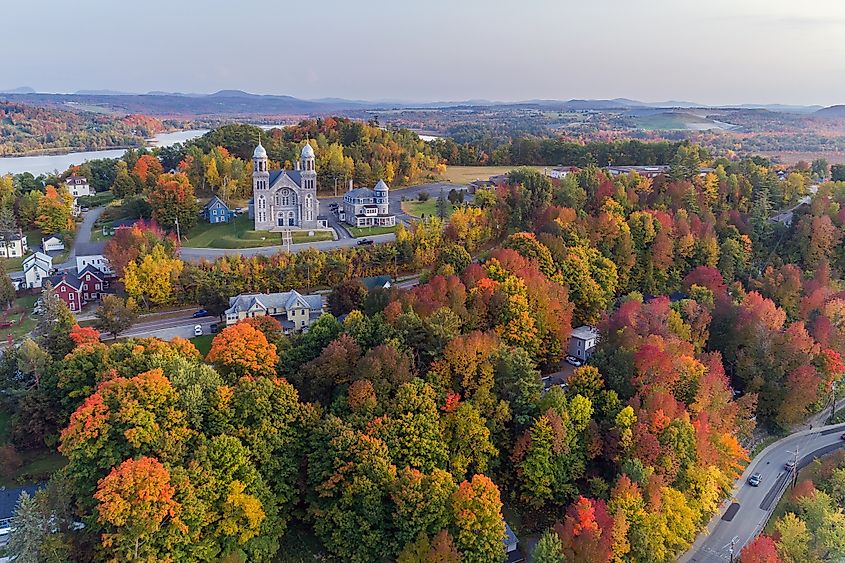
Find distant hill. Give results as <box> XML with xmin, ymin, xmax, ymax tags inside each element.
<box><xmin>0</xmin><ymin>86</ymin><xmax>36</xmax><ymax>94</ymax></box>
<box><xmin>815</xmin><ymin>105</ymin><xmax>845</xmax><ymax>119</ymax></box>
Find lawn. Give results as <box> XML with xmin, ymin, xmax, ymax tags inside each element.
<box><xmin>191</xmin><ymin>334</ymin><xmax>214</xmax><ymax>357</ymax></box>
<box><xmin>401</xmin><ymin>199</ymin><xmax>455</xmax><ymax>220</ymax></box>
<box><xmin>347</xmin><ymin>225</ymin><xmax>399</xmax><ymax>237</ymax></box>
<box><xmin>0</xmin><ymin>408</ymin><xmax>66</xmax><ymax>487</ymax></box>
<box><xmin>78</xmin><ymin>191</ymin><xmax>116</xmax><ymax>208</ymax></box>
<box><xmin>0</xmin><ymin>294</ymin><xmax>39</xmax><ymax>343</ymax></box>
<box><xmin>183</xmin><ymin>215</ymin><xmax>333</xmax><ymax>249</ymax></box>
<box><xmin>439</xmin><ymin>165</ymin><xmax>546</xmax><ymax>185</ymax></box>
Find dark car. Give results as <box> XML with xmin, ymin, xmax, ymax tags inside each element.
<box><xmin>210</xmin><ymin>323</ymin><xmax>219</xmax><ymax>334</ymax></box>
<box><xmin>191</xmin><ymin>309</ymin><xmax>210</xmax><ymax>318</ymax></box>
<box><xmin>841</xmin><ymin>432</ymin><xmax>845</xmax><ymax>441</ymax></box>
<box><xmin>357</xmin><ymin>239</ymin><xmax>374</xmax><ymax>246</ymax></box>
<box><xmin>748</xmin><ymin>473</ymin><xmax>762</xmax><ymax>487</ymax></box>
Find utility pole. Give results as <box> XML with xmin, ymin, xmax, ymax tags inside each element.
<box><xmin>334</xmin><ymin>177</ymin><xmax>337</xmax><ymax>197</ymax></box>
<box><xmin>729</xmin><ymin>537</ymin><xmax>736</xmax><ymax>563</ymax></box>
<box><xmin>831</xmin><ymin>380</ymin><xmax>838</xmax><ymax>423</ymax></box>
<box><xmin>790</xmin><ymin>448</ymin><xmax>799</xmax><ymax>488</ymax></box>
<box><xmin>174</xmin><ymin>216</ymin><xmax>181</xmax><ymax>244</ymax></box>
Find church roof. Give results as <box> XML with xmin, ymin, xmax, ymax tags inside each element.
<box><xmin>301</xmin><ymin>143</ymin><xmax>315</xmax><ymax>158</ymax></box>
<box><xmin>268</xmin><ymin>170</ymin><xmax>302</xmax><ymax>188</ymax></box>
<box><xmin>253</xmin><ymin>143</ymin><xmax>267</xmax><ymax>158</ymax></box>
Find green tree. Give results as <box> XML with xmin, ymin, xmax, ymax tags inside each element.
<box><xmin>450</xmin><ymin>474</ymin><xmax>505</xmax><ymax>563</ymax></box>
<box><xmin>0</xmin><ymin>262</ymin><xmax>16</xmax><ymax>309</ymax></box>
<box><xmin>4</xmin><ymin>492</ymin><xmax>49</xmax><ymax>563</ymax></box>
<box><xmin>531</xmin><ymin>529</ymin><xmax>565</xmax><ymax>563</ymax></box>
<box><xmin>94</xmin><ymin>295</ymin><xmax>138</xmax><ymax>339</ymax></box>
<box><xmin>36</xmin><ymin>282</ymin><xmax>76</xmax><ymax>359</ymax></box>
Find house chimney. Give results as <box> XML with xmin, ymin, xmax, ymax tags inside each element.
<box><xmin>295</xmin><ymin>160</ymin><xmax>301</xmax><ymax>171</ymax></box>
<box><xmin>348</xmin><ymin>179</ymin><xmax>353</xmax><ymax>192</ymax></box>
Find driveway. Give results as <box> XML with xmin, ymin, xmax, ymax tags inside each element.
<box><xmin>681</xmin><ymin>421</ymin><xmax>845</xmax><ymax>562</ymax></box>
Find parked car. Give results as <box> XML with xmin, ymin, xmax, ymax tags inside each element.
<box><xmin>357</xmin><ymin>238</ymin><xmax>374</xmax><ymax>246</ymax></box>
<box><xmin>194</xmin><ymin>325</ymin><xmax>203</xmax><ymax>337</ymax></box>
<box><xmin>210</xmin><ymin>323</ymin><xmax>219</xmax><ymax>334</ymax></box>
<box><xmin>565</xmin><ymin>355</ymin><xmax>584</xmax><ymax>367</ymax></box>
<box><xmin>748</xmin><ymin>473</ymin><xmax>762</xmax><ymax>487</ymax></box>
<box><xmin>191</xmin><ymin>309</ymin><xmax>210</xmax><ymax>318</ymax></box>
<box><xmin>841</xmin><ymin>432</ymin><xmax>845</xmax><ymax>441</ymax></box>
<box><xmin>80</xmin><ymin>207</ymin><xmax>90</xmax><ymax>212</ymax></box>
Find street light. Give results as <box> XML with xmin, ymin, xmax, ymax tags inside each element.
<box><xmin>729</xmin><ymin>537</ymin><xmax>736</xmax><ymax>563</ymax></box>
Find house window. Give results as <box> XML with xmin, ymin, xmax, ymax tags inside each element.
<box><xmin>95</xmin><ymin>283</ymin><xmax>100</xmax><ymax>290</ymax></box>
<box><xmin>61</xmin><ymin>286</ymin><xmax>66</xmax><ymax>292</ymax></box>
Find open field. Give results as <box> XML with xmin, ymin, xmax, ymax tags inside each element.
<box><xmin>401</xmin><ymin>199</ymin><xmax>455</xmax><ymax>219</ymax></box>
<box><xmin>439</xmin><ymin>165</ymin><xmax>545</xmax><ymax>184</ymax></box>
<box><xmin>183</xmin><ymin>215</ymin><xmax>333</xmax><ymax>249</ymax></box>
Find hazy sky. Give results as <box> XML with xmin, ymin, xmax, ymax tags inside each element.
<box><xmin>5</xmin><ymin>0</ymin><xmax>845</xmax><ymax>105</ymax></box>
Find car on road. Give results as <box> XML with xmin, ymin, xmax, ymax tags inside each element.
<box><xmin>210</xmin><ymin>323</ymin><xmax>219</xmax><ymax>334</ymax></box>
<box><xmin>194</xmin><ymin>325</ymin><xmax>203</xmax><ymax>336</ymax></box>
<box><xmin>748</xmin><ymin>473</ymin><xmax>762</xmax><ymax>487</ymax></box>
<box><xmin>841</xmin><ymin>432</ymin><xmax>845</xmax><ymax>441</ymax></box>
<box><xmin>565</xmin><ymin>355</ymin><xmax>584</xmax><ymax>367</ymax></box>
<box><xmin>357</xmin><ymin>238</ymin><xmax>374</xmax><ymax>246</ymax></box>
<box><xmin>191</xmin><ymin>309</ymin><xmax>210</xmax><ymax>318</ymax></box>
<box><xmin>785</xmin><ymin>460</ymin><xmax>796</xmax><ymax>471</ymax></box>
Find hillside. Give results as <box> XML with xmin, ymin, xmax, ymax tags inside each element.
<box><xmin>0</xmin><ymin>100</ymin><xmax>166</xmax><ymax>155</ymax></box>
<box><xmin>815</xmin><ymin>104</ymin><xmax>845</xmax><ymax>119</ymax></box>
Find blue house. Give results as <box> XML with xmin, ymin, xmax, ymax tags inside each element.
<box><xmin>203</xmin><ymin>196</ymin><xmax>234</xmax><ymax>224</ymax></box>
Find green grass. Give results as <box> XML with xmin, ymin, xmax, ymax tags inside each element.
<box><xmin>0</xmin><ymin>294</ymin><xmax>39</xmax><ymax>343</ymax></box>
<box><xmin>347</xmin><ymin>225</ymin><xmax>399</xmax><ymax>237</ymax></box>
<box><xmin>191</xmin><ymin>334</ymin><xmax>214</xmax><ymax>357</ymax></box>
<box><xmin>183</xmin><ymin>214</ymin><xmax>333</xmax><ymax>249</ymax></box>
<box><xmin>0</xmin><ymin>256</ymin><xmax>25</xmax><ymax>271</ymax></box>
<box><xmin>78</xmin><ymin>191</ymin><xmax>116</xmax><ymax>208</ymax></box>
<box><xmin>401</xmin><ymin>198</ymin><xmax>456</xmax><ymax>220</ymax></box>
<box><xmin>0</xmin><ymin>450</ymin><xmax>67</xmax><ymax>487</ymax></box>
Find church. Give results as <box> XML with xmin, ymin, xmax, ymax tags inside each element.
<box><xmin>251</xmin><ymin>142</ymin><xmax>322</xmax><ymax>231</ymax></box>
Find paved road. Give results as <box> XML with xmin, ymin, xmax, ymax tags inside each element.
<box><xmin>682</xmin><ymin>422</ymin><xmax>845</xmax><ymax>562</ymax></box>
<box><xmin>179</xmin><ymin>232</ymin><xmax>397</xmax><ymax>261</ymax></box>
<box><xmin>102</xmin><ymin>311</ymin><xmax>217</xmax><ymax>341</ymax></box>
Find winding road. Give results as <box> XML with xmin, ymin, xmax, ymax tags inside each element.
<box><xmin>681</xmin><ymin>421</ymin><xmax>845</xmax><ymax>562</ymax></box>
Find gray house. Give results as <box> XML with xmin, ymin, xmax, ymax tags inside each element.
<box><xmin>224</xmin><ymin>290</ymin><xmax>323</xmax><ymax>331</ymax></box>
<box><xmin>568</xmin><ymin>325</ymin><xmax>600</xmax><ymax>362</ymax></box>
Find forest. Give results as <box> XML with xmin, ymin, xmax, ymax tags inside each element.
<box><xmin>0</xmin><ymin>101</ymin><xmax>167</xmax><ymax>156</ymax></box>
<box><xmin>1</xmin><ymin>139</ymin><xmax>844</xmax><ymax>561</ymax></box>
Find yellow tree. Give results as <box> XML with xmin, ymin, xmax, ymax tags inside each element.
<box><xmin>35</xmin><ymin>185</ymin><xmax>75</xmax><ymax>235</ymax></box>
<box><xmin>123</xmin><ymin>245</ymin><xmax>184</xmax><ymax>307</ymax></box>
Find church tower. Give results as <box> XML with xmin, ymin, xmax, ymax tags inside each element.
<box><xmin>252</xmin><ymin>141</ymin><xmax>270</xmax><ymax>228</ymax></box>
<box><xmin>300</xmin><ymin>142</ymin><xmax>318</xmax><ymax>226</ymax></box>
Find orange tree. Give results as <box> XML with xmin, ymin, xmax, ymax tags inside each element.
<box><xmin>206</xmin><ymin>322</ymin><xmax>279</xmax><ymax>380</ymax></box>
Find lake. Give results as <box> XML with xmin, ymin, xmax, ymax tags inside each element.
<box><xmin>0</xmin><ymin>129</ymin><xmax>209</xmax><ymax>176</ymax></box>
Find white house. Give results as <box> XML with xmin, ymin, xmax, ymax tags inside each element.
<box><xmin>76</xmin><ymin>254</ymin><xmax>113</xmax><ymax>276</ymax></box>
<box><xmin>547</xmin><ymin>166</ymin><xmax>578</xmax><ymax>179</ymax></box>
<box><xmin>568</xmin><ymin>325</ymin><xmax>600</xmax><ymax>362</ymax></box>
<box><xmin>22</xmin><ymin>252</ymin><xmax>52</xmax><ymax>289</ymax></box>
<box><xmin>224</xmin><ymin>290</ymin><xmax>323</xmax><ymax>331</ymax></box>
<box><xmin>64</xmin><ymin>175</ymin><xmax>92</xmax><ymax>199</ymax></box>
<box><xmin>41</xmin><ymin>234</ymin><xmax>65</xmax><ymax>253</ymax></box>
<box><xmin>0</xmin><ymin>231</ymin><xmax>28</xmax><ymax>259</ymax></box>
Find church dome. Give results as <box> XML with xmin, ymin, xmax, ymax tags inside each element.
<box><xmin>301</xmin><ymin>143</ymin><xmax>315</xmax><ymax>158</ymax></box>
<box><xmin>253</xmin><ymin>143</ymin><xmax>267</xmax><ymax>158</ymax></box>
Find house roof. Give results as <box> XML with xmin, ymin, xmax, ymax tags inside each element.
<box><xmin>49</xmin><ymin>272</ymin><xmax>82</xmax><ymax>291</ymax></box>
<box><xmin>203</xmin><ymin>196</ymin><xmax>230</xmax><ymax>211</ymax></box>
<box><xmin>225</xmin><ymin>291</ymin><xmax>323</xmax><ymax>316</ymax></box>
<box><xmin>65</xmin><ymin>175</ymin><xmax>88</xmax><ymax>184</ymax></box>
<box><xmin>361</xmin><ymin>275</ymin><xmax>392</xmax><ymax>291</ymax></box>
<box><xmin>345</xmin><ymin>187</ymin><xmax>375</xmax><ymax>199</ymax></box>
<box><xmin>0</xmin><ymin>231</ymin><xmax>25</xmax><ymax>242</ymax></box>
<box><xmin>504</xmin><ymin>521</ymin><xmax>518</xmax><ymax>548</ymax></box>
<box><xmin>23</xmin><ymin>252</ymin><xmax>52</xmax><ymax>272</ymax></box>
<box><xmin>0</xmin><ymin>484</ymin><xmax>44</xmax><ymax>520</ymax></box>
<box><xmin>42</xmin><ymin>234</ymin><xmax>63</xmax><ymax>242</ymax></box>
<box><xmin>78</xmin><ymin>265</ymin><xmax>106</xmax><ymax>280</ymax></box>
<box><xmin>570</xmin><ymin>325</ymin><xmax>599</xmax><ymax>340</ymax></box>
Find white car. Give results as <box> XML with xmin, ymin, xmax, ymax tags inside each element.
<box><xmin>194</xmin><ymin>324</ymin><xmax>203</xmax><ymax>336</ymax></box>
<box><xmin>565</xmin><ymin>355</ymin><xmax>584</xmax><ymax>367</ymax></box>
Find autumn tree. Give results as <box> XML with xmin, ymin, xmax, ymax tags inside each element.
<box><xmin>206</xmin><ymin>322</ymin><xmax>279</xmax><ymax>379</ymax></box>
<box><xmin>531</xmin><ymin>529</ymin><xmax>565</xmax><ymax>563</ymax></box>
<box><xmin>449</xmin><ymin>474</ymin><xmax>505</xmax><ymax>563</ymax></box>
<box><xmin>123</xmin><ymin>244</ymin><xmax>184</xmax><ymax>307</ymax></box>
<box><xmin>35</xmin><ymin>185</ymin><xmax>74</xmax><ymax>236</ymax></box>
<box><xmin>94</xmin><ymin>456</ymin><xmax>185</xmax><ymax>561</ymax></box>
<box><xmin>149</xmin><ymin>172</ymin><xmax>200</xmax><ymax>233</ymax></box>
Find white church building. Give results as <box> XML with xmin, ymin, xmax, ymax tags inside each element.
<box><xmin>251</xmin><ymin>142</ymin><xmax>321</xmax><ymax>231</ymax></box>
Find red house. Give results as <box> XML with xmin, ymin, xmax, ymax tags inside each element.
<box><xmin>78</xmin><ymin>265</ymin><xmax>108</xmax><ymax>302</ymax></box>
<box><xmin>48</xmin><ymin>273</ymin><xmax>84</xmax><ymax>313</ymax></box>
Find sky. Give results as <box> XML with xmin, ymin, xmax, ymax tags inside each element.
<box><xmin>4</xmin><ymin>0</ymin><xmax>845</xmax><ymax>106</ymax></box>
